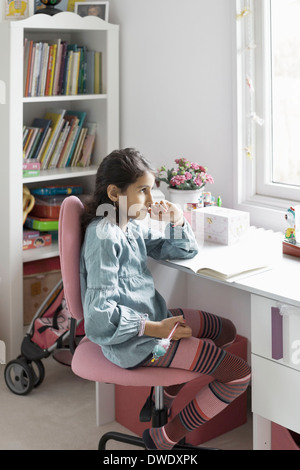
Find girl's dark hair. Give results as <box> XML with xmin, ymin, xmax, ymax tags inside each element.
<box><xmin>81</xmin><ymin>148</ymin><xmax>154</xmax><ymax>234</ymax></box>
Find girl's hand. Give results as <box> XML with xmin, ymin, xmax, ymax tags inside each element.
<box><xmin>144</xmin><ymin>315</ymin><xmax>192</xmax><ymax>340</ymax></box>
<box><xmin>150</xmin><ymin>200</ymin><xmax>184</xmax><ymax>227</ymax></box>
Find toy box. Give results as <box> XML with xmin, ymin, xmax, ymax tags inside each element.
<box><xmin>191</xmin><ymin>206</ymin><xmax>250</xmax><ymax>245</ymax></box>
<box><xmin>272</xmin><ymin>422</ymin><xmax>300</xmax><ymax>450</ymax></box>
<box><xmin>31</xmin><ymin>185</ymin><xmax>83</xmax><ymax>196</ymax></box>
<box><xmin>30</xmin><ymin>195</ymin><xmax>67</xmax><ymax>219</ymax></box>
<box><xmin>25</xmin><ymin>216</ymin><xmax>58</xmax><ymax>232</ymax></box>
<box><xmin>23</xmin><ymin>232</ymin><xmax>52</xmax><ymax>250</ymax></box>
<box><xmin>23</xmin><ymin>257</ymin><xmax>61</xmax><ymax>325</ymax></box>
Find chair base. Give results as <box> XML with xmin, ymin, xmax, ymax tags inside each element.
<box><xmin>99</xmin><ymin>431</ymin><xmax>146</xmax><ymax>450</ymax></box>
<box><xmin>98</xmin><ymin>431</ymin><xmax>217</xmax><ymax>450</ymax></box>
<box><xmin>98</xmin><ymin>407</ymin><xmax>218</xmax><ymax>450</ymax></box>
<box><xmin>98</xmin><ymin>387</ymin><xmax>219</xmax><ymax>450</ymax></box>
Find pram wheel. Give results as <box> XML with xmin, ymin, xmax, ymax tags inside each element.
<box><xmin>30</xmin><ymin>359</ymin><xmax>45</xmax><ymax>388</ymax></box>
<box><xmin>4</xmin><ymin>358</ymin><xmax>35</xmax><ymax>395</ymax></box>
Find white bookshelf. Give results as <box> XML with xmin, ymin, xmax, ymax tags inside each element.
<box><xmin>0</xmin><ymin>12</ymin><xmax>119</xmax><ymax>359</ymax></box>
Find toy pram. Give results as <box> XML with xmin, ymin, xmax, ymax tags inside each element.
<box><xmin>4</xmin><ymin>279</ymin><xmax>84</xmax><ymax>395</ymax></box>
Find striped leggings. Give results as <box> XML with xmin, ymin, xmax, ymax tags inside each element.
<box><xmin>143</xmin><ymin>308</ymin><xmax>251</xmax><ymax>435</ymax></box>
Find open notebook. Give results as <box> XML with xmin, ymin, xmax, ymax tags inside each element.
<box><xmin>168</xmin><ymin>227</ymin><xmax>282</xmax><ymax>282</ymax></box>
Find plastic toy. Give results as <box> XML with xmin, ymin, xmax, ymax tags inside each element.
<box><xmin>151</xmin><ymin>322</ymin><xmax>179</xmax><ymax>362</ymax></box>
<box><xmin>23</xmin><ymin>185</ymin><xmax>35</xmax><ymax>225</ymax></box>
<box><xmin>285</xmin><ymin>207</ymin><xmax>296</xmax><ymax>244</ymax></box>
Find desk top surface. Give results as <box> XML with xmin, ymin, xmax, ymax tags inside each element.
<box><xmin>161</xmin><ymin>227</ymin><xmax>300</xmax><ymax>307</ymax></box>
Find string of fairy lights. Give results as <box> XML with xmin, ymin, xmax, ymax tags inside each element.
<box><xmin>236</xmin><ymin>0</ymin><xmax>264</xmax><ymax>162</ymax></box>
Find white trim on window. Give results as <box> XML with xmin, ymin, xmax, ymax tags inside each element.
<box><xmin>233</xmin><ymin>0</ymin><xmax>300</xmax><ymax>232</ymax></box>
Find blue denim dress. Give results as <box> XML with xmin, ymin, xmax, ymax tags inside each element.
<box><xmin>80</xmin><ymin>217</ymin><xmax>198</xmax><ymax>368</ymax></box>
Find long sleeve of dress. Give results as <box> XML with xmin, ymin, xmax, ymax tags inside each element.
<box><xmin>139</xmin><ymin>219</ymin><xmax>199</xmax><ymax>261</ymax></box>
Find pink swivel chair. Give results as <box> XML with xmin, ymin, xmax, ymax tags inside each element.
<box><xmin>59</xmin><ymin>195</ymin><xmax>214</xmax><ymax>450</ymax></box>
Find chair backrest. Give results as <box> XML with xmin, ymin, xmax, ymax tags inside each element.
<box><xmin>58</xmin><ymin>196</ymin><xmax>84</xmax><ymax>321</ymax></box>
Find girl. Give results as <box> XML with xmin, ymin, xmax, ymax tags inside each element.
<box><xmin>80</xmin><ymin>148</ymin><xmax>251</xmax><ymax>450</ymax></box>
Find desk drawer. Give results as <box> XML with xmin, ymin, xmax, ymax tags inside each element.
<box><xmin>252</xmin><ymin>354</ymin><xmax>300</xmax><ymax>434</ymax></box>
<box><xmin>251</xmin><ymin>294</ymin><xmax>300</xmax><ymax>370</ymax></box>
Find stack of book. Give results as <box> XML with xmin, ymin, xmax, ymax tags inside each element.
<box><xmin>23</xmin><ymin>38</ymin><xmax>102</xmax><ymax>97</ymax></box>
<box><xmin>23</xmin><ymin>159</ymin><xmax>40</xmax><ymax>177</ymax></box>
<box><xmin>22</xmin><ymin>108</ymin><xmax>96</xmax><ymax>171</ymax></box>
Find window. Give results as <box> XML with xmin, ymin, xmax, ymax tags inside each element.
<box><xmin>235</xmin><ymin>0</ymin><xmax>300</xmax><ymax>229</ymax></box>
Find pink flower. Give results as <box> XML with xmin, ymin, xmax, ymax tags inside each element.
<box><xmin>175</xmin><ymin>157</ymin><xmax>187</xmax><ymax>164</ymax></box>
<box><xmin>170</xmin><ymin>174</ymin><xmax>186</xmax><ymax>186</ymax></box>
<box><xmin>194</xmin><ymin>175</ymin><xmax>203</xmax><ymax>187</ymax></box>
<box><xmin>190</xmin><ymin>162</ymin><xmax>200</xmax><ymax>170</ymax></box>
<box><xmin>156</xmin><ymin>158</ymin><xmax>213</xmax><ymax>189</ymax></box>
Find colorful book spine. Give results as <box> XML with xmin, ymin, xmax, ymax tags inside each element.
<box><xmin>23</xmin><ymin>108</ymin><xmax>94</xmax><ymax>170</ymax></box>
<box><xmin>23</xmin><ymin>39</ymin><xmax>103</xmax><ymax>97</ymax></box>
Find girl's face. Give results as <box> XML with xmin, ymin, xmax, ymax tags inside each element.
<box><xmin>120</xmin><ymin>171</ymin><xmax>155</xmax><ymax>223</ymax></box>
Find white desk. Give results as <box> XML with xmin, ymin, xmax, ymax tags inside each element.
<box><xmin>151</xmin><ymin>228</ymin><xmax>300</xmax><ymax>450</ymax></box>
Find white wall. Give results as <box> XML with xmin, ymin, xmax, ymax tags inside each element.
<box><xmin>109</xmin><ymin>0</ymin><xmax>235</xmax><ymax>208</ymax></box>
<box><xmin>109</xmin><ymin>2</ymin><xmax>251</xmax><ymax>356</ymax></box>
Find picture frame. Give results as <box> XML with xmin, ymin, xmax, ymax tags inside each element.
<box><xmin>4</xmin><ymin>0</ymin><xmax>30</xmax><ymax>20</ymax></box>
<box><xmin>75</xmin><ymin>1</ymin><xmax>109</xmax><ymax>21</ymax></box>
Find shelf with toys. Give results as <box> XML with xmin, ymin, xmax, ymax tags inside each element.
<box><xmin>0</xmin><ymin>12</ymin><xmax>119</xmax><ymax>359</ymax></box>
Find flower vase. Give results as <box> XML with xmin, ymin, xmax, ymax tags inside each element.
<box><xmin>168</xmin><ymin>188</ymin><xmax>204</xmax><ymax>210</ymax></box>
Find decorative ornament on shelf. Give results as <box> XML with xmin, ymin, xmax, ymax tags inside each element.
<box><xmin>35</xmin><ymin>0</ymin><xmax>62</xmax><ymax>16</ymax></box>
<box><xmin>156</xmin><ymin>157</ymin><xmax>214</xmax><ymax>207</ymax></box>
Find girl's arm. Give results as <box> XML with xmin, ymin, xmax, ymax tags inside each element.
<box><xmin>140</xmin><ymin>201</ymin><xmax>199</xmax><ymax>260</ymax></box>
<box><xmin>144</xmin><ymin>315</ymin><xmax>192</xmax><ymax>340</ymax></box>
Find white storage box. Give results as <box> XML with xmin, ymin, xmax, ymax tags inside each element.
<box><xmin>191</xmin><ymin>206</ymin><xmax>250</xmax><ymax>245</ymax></box>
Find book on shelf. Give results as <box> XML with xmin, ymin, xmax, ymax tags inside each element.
<box><xmin>23</xmin><ymin>127</ymin><xmax>39</xmax><ymax>158</ymax></box>
<box><xmin>71</xmin><ymin>127</ymin><xmax>87</xmax><ymax>167</ymax></box>
<box><xmin>22</xmin><ymin>108</ymin><xmax>95</xmax><ymax>170</ymax></box>
<box><xmin>55</xmin><ymin>114</ymin><xmax>79</xmax><ymax>168</ymax></box>
<box><xmin>24</xmin><ymin>39</ymin><xmax>33</xmax><ymax>96</ymax></box>
<box><xmin>52</xmin><ymin>38</ymin><xmax>62</xmax><ymax>96</ymax></box>
<box><xmin>94</xmin><ymin>51</ymin><xmax>102</xmax><ymax>94</ymax></box>
<box><xmin>40</xmin><ymin>108</ymin><xmax>66</xmax><ymax>169</ymax></box>
<box><xmin>47</xmin><ymin>120</ymin><xmax>70</xmax><ymax>169</ymax></box>
<box><xmin>86</xmin><ymin>50</ymin><xmax>102</xmax><ymax>94</ymax></box>
<box><xmin>30</xmin><ymin>118</ymin><xmax>52</xmax><ymax>160</ymax></box>
<box><xmin>45</xmin><ymin>43</ymin><xmax>57</xmax><ymax>96</ymax></box>
<box><xmin>85</xmin><ymin>50</ymin><xmax>94</xmax><ymax>94</ymax></box>
<box><xmin>36</xmin><ymin>127</ymin><xmax>52</xmax><ymax>162</ymax></box>
<box><xmin>59</xmin><ymin>110</ymin><xmax>87</xmax><ymax>167</ymax></box>
<box><xmin>23</xmin><ymin>160</ymin><xmax>41</xmax><ymax>170</ymax></box>
<box><xmin>23</xmin><ymin>170</ymin><xmax>40</xmax><ymax>177</ymax></box>
<box><xmin>76</xmin><ymin>122</ymin><xmax>96</xmax><ymax>167</ymax></box>
<box><xmin>23</xmin><ymin>37</ymin><xmax>103</xmax><ymax>97</ymax></box>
